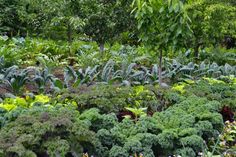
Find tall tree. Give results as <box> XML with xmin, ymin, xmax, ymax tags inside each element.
<box><xmin>18</xmin><ymin>0</ymin><xmax>83</xmax><ymax>41</ymax></box>
<box><xmin>0</xmin><ymin>0</ymin><xmax>25</xmax><ymax>36</ymax></box>
<box><xmin>186</xmin><ymin>0</ymin><xmax>236</xmax><ymax>58</ymax></box>
<box><xmin>80</xmin><ymin>0</ymin><xmax>135</xmax><ymax>52</ymax></box>
<box><xmin>132</xmin><ymin>0</ymin><xmax>192</xmax><ymax>85</ymax></box>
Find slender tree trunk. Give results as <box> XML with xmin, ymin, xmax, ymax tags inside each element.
<box><xmin>67</xmin><ymin>24</ymin><xmax>75</xmax><ymax>65</ymax></box>
<box><xmin>67</xmin><ymin>24</ymin><xmax>72</xmax><ymax>44</ymax></box>
<box><xmin>99</xmin><ymin>42</ymin><xmax>105</xmax><ymax>53</ymax></box>
<box><xmin>194</xmin><ymin>44</ymin><xmax>200</xmax><ymax>61</ymax></box>
<box><xmin>67</xmin><ymin>23</ymin><xmax>74</xmax><ymax>59</ymax></box>
<box><xmin>158</xmin><ymin>50</ymin><xmax>163</xmax><ymax>86</ymax></box>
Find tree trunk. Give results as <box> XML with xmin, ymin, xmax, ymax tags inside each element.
<box><xmin>67</xmin><ymin>24</ymin><xmax>72</xmax><ymax>44</ymax></box>
<box><xmin>194</xmin><ymin>44</ymin><xmax>199</xmax><ymax>61</ymax></box>
<box><xmin>67</xmin><ymin>24</ymin><xmax>72</xmax><ymax>56</ymax></box>
<box><xmin>158</xmin><ymin>50</ymin><xmax>163</xmax><ymax>86</ymax></box>
<box><xmin>99</xmin><ymin>43</ymin><xmax>105</xmax><ymax>53</ymax></box>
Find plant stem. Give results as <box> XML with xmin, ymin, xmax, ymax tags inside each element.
<box><xmin>158</xmin><ymin>50</ymin><xmax>163</xmax><ymax>85</ymax></box>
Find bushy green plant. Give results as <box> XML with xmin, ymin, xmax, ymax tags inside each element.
<box><xmin>54</xmin><ymin>85</ymin><xmax>159</xmax><ymax>113</ymax></box>
<box><xmin>0</xmin><ymin>94</ymin><xmax>50</xmax><ymax>110</ymax></box>
<box><xmin>33</xmin><ymin>68</ymin><xmax>54</xmax><ymax>93</ymax></box>
<box><xmin>0</xmin><ymin>94</ymin><xmax>51</xmax><ymax>127</ymax></box>
<box><xmin>184</xmin><ymin>79</ymin><xmax>236</xmax><ymax>110</ymax></box>
<box><xmin>0</xmin><ymin>66</ymin><xmax>30</xmax><ymax>95</ymax></box>
<box><xmin>151</xmin><ymin>96</ymin><xmax>224</xmax><ymax>156</ymax></box>
<box><xmin>0</xmin><ymin>93</ymin><xmax>228</xmax><ymax>157</ymax></box>
<box><xmin>76</xmin><ymin>96</ymin><xmax>224</xmax><ymax>156</ymax></box>
<box><xmin>199</xmin><ymin>48</ymin><xmax>236</xmax><ymax>66</ymax></box>
<box><xmin>0</xmin><ymin>106</ymin><xmax>101</xmax><ymax>157</ymax></box>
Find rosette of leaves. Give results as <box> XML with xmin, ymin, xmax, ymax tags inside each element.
<box><xmin>33</xmin><ymin>68</ymin><xmax>54</xmax><ymax>93</ymax></box>
<box><xmin>0</xmin><ymin>66</ymin><xmax>30</xmax><ymax>95</ymax></box>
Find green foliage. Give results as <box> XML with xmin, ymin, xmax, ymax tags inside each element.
<box><xmin>199</xmin><ymin>47</ymin><xmax>236</xmax><ymax>66</ymax></box>
<box><xmin>1</xmin><ymin>1</ymin><xmax>236</xmax><ymax>156</ymax></box>
<box><xmin>0</xmin><ymin>66</ymin><xmax>30</xmax><ymax>95</ymax></box>
<box><xmin>64</xmin><ymin>65</ymin><xmax>100</xmax><ymax>88</ymax></box>
<box><xmin>186</xmin><ymin>0</ymin><xmax>236</xmax><ymax>56</ymax></box>
<box><xmin>152</xmin><ymin>96</ymin><xmax>224</xmax><ymax>155</ymax></box>
<box><xmin>109</xmin><ymin>146</ymin><xmax>129</xmax><ymax>157</ymax></box>
<box><xmin>77</xmin><ymin>95</ymin><xmax>225</xmax><ymax>156</ymax></box>
<box><xmin>54</xmin><ymin>85</ymin><xmax>159</xmax><ymax>114</ymax></box>
<box><xmin>33</xmin><ymin>68</ymin><xmax>54</xmax><ymax>93</ymax></box>
<box><xmin>216</xmin><ymin>121</ymin><xmax>236</xmax><ymax>156</ymax></box>
<box><xmin>180</xmin><ymin>135</ymin><xmax>204</xmax><ymax>151</ymax></box>
<box><xmin>125</xmin><ymin>107</ymin><xmax>147</xmax><ymax>121</ymax></box>
<box><xmin>0</xmin><ymin>37</ymin><xmax>235</xmax><ymax>90</ymax></box>
<box><xmin>0</xmin><ymin>84</ymin><xmax>232</xmax><ymax>156</ymax></box>
<box><xmin>80</xmin><ymin>0</ymin><xmax>135</xmax><ymax>50</ymax></box>
<box><xmin>0</xmin><ymin>0</ymin><xmax>24</xmax><ymax>35</ymax></box>
<box><xmin>0</xmin><ymin>94</ymin><xmax>51</xmax><ymax>127</ymax></box>
<box><xmin>0</xmin><ymin>37</ymin><xmax>70</xmax><ymax>66</ymax></box>
<box><xmin>0</xmin><ymin>106</ymin><xmax>101</xmax><ymax>156</ymax></box>
<box><xmin>184</xmin><ymin>79</ymin><xmax>236</xmax><ymax>110</ymax></box>
<box><xmin>133</xmin><ymin>0</ymin><xmax>192</xmax><ymax>84</ymax></box>
<box><xmin>174</xmin><ymin>147</ymin><xmax>196</xmax><ymax>157</ymax></box>
<box><xmin>133</xmin><ymin>0</ymin><xmax>192</xmax><ymax>50</ymax></box>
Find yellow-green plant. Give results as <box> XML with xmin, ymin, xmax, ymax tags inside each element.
<box><xmin>172</xmin><ymin>83</ymin><xmax>187</xmax><ymax>94</ymax></box>
<box><xmin>203</xmin><ymin>77</ymin><xmax>225</xmax><ymax>85</ymax></box>
<box><xmin>0</xmin><ymin>94</ymin><xmax>50</xmax><ymax>111</ymax></box>
<box><xmin>125</xmin><ymin>107</ymin><xmax>147</xmax><ymax>121</ymax></box>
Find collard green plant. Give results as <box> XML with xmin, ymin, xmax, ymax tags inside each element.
<box><xmin>112</xmin><ymin>62</ymin><xmax>146</xmax><ymax>86</ymax></box>
<box><xmin>0</xmin><ymin>66</ymin><xmax>30</xmax><ymax>95</ymax></box>
<box><xmin>33</xmin><ymin>68</ymin><xmax>54</xmax><ymax>93</ymax></box>
<box><xmin>101</xmin><ymin>60</ymin><xmax>115</xmax><ymax>83</ymax></box>
<box><xmin>64</xmin><ymin>65</ymin><xmax>100</xmax><ymax>88</ymax></box>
